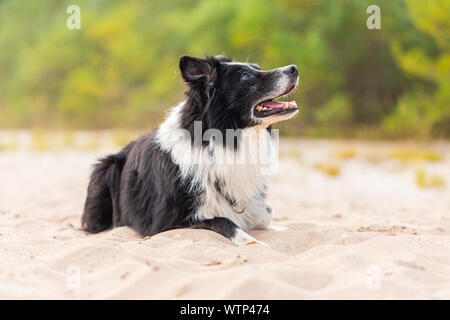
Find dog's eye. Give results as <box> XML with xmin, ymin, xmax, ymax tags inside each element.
<box><xmin>241</xmin><ymin>72</ymin><xmax>250</xmax><ymax>80</ymax></box>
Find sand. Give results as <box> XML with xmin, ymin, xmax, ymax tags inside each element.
<box><xmin>0</xmin><ymin>136</ymin><xmax>449</xmax><ymax>299</ymax></box>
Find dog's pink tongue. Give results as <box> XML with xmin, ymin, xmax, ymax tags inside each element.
<box><xmin>259</xmin><ymin>101</ymin><xmax>296</xmax><ymax>109</ymax></box>
<box><xmin>259</xmin><ymin>101</ymin><xmax>283</xmax><ymax>108</ymax></box>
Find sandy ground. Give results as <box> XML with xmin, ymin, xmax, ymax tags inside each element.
<box><xmin>0</xmin><ymin>136</ymin><xmax>450</xmax><ymax>299</ymax></box>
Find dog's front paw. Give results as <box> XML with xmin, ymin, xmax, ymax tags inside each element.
<box><xmin>232</xmin><ymin>229</ymin><xmax>264</xmax><ymax>246</ymax></box>
<box><xmin>244</xmin><ymin>239</ymin><xmax>266</xmax><ymax>246</ymax></box>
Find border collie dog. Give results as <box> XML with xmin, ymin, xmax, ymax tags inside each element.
<box><xmin>82</xmin><ymin>55</ymin><xmax>299</xmax><ymax>245</ymax></box>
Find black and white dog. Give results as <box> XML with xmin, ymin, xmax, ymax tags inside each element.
<box><xmin>82</xmin><ymin>55</ymin><xmax>299</xmax><ymax>245</ymax></box>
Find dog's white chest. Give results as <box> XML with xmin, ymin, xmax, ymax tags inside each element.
<box><xmin>156</xmin><ymin>103</ymin><xmax>275</xmax><ymax>230</ymax></box>
<box><xmin>194</xmin><ymin>130</ymin><xmax>273</xmax><ymax>230</ymax></box>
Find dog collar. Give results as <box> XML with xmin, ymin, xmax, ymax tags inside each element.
<box><xmin>231</xmin><ymin>202</ymin><xmax>245</xmax><ymax>214</ymax></box>
<box><xmin>213</xmin><ymin>180</ymin><xmax>245</xmax><ymax>214</ymax></box>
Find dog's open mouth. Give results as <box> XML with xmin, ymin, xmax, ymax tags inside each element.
<box><xmin>253</xmin><ymin>85</ymin><xmax>298</xmax><ymax>118</ymax></box>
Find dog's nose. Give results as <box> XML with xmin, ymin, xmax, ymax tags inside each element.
<box><xmin>286</xmin><ymin>65</ymin><xmax>298</xmax><ymax>77</ymax></box>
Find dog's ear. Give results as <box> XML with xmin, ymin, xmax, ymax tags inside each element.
<box><xmin>215</xmin><ymin>54</ymin><xmax>232</xmax><ymax>63</ymax></box>
<box><xmin>179</xmin><ymin>56</ymin><xmax>217</xmax><ymax>85</ymax></box>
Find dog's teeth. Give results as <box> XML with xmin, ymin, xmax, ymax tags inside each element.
<box><xmin>256</xmin><ymin>105</ymin><xmax>274</xmax><ymax>112</ymax></box>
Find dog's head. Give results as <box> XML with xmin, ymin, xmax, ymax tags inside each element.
<box><xmin>179</xmin><ymin>54</ymin><xmax>299</xmax><ymax>133</ymax></box>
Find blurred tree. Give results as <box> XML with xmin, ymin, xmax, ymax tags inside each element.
<box><xmin>385</xmin><ymin>0</ymin><xmax>450</xmax><ymax>138</ymax></box>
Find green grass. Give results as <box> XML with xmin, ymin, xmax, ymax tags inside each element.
<box><xmin>416</xmin><ymin>169</ymin><xmax>446</xmax><ymax>188</ymax></box>
<box><xmin>62</xmin><ymin>131</ymin><xmax>76</xmax><ymax>148</ymax></box>
<box><xmin>30</xmin><ymin>130</ymin><xmax>102</xmax><ymax>151</ymax></box>
<box><xmin>335</xmin><ymin>149</ymin><xmax>356</xmax><ymax>159</ymax></box>
<box><xmin>30</xmin><ymin>130</ymin><xmax>51</xmax><ymax>151</ymax></box>
<box><xmin>314</xmin><ymin>162</ymin><xmax>341</xmax><ymax>177</ymax></box>
<box><xmin>389</xmin><ymin>149</ymin><xmax>442</xmax><ymax>162</ymax></box>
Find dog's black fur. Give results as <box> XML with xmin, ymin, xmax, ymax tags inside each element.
<box><xmin>82</xmin><ymin>54</ymin><xmax>298</xmax><ymax>244</ymax></box>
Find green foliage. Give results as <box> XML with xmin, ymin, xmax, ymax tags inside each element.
<box><xmin>384</xmin><ymin>0</ymin><xmax>450</xmax><ymax>138</ymax></box>
<box><xmin>313</xmin><ymin>94</ymin><xmax>353</xmax><ymax>128</ymax></box>
<box><xmin>0</xmin><ymin>0</ymin><xmax>448</xmax><ymax>138</ymax></box>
